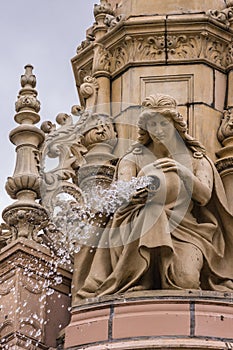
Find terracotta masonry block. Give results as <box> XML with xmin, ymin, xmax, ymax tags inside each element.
<box><xmin>195</xmin><ymin>303</ymin><xmax>233</xmax><ymax>340</ymax></box>
<box><xmin>64</xmin><ymin>306</ymin><xmax>110</xmax><ymax>348</ymax></box>
<box><xmin>112</xmin><ymin>301</ymin><xmax>190</xmax><ymax>339</ymax></box>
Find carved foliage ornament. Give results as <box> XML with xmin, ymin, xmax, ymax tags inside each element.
<box><xmin>86</xmin><ymin>32</ymin><xmax>232</xmax><ymax>77</ymax></box>
<box><xmin>167</xmin><ymin>32</ymin><xmax>229</xmax><ymax>68</ymax></box>
<box><xmin>92</xmin><ymin>35</ymin><xmax>165</xmax><ymax>74</ymax></box>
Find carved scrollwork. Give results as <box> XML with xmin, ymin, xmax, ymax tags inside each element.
<box><xmin>76</xmin><ymin>66</ymin><xmax>93</xmax><ymax>88</ymax></box>
<box><xmin>207</xmin><ymin>6</ymin><xmax>233</xmax><ymax>27</ymax></box>
<box><xmin>39</xmin><ymin>109</ymin><xmax>117</xmax><ymax>256</ymax></box>
<box><xmin>104</xmin><ymin>14</ymin><xmax>125</xmax><ymax>30</ymax></box>
<box><xmin>79</xmin><ymin>76</ymin><xmax>99</xmax><ymax>110</ymax></box>
<box><xmin>0</xmin><ymin>319</ymin><xmax>14</xmax><ymax>336</ymax></box>
<box><xmin>40</xmin><ymin>111</ymin><xmax>116</xmax><ymax>194</ymax></box>
<box><xmin>41</xmin><ymin>113</ymin><xmax>87</xmax><ymax>184</ymax></box>
<box><xmin>20</xmin><ymin>317</ymin><xmax>42</xmax><ymax>339</ymax></box>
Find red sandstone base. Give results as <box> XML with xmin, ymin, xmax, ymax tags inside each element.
<box><xmin>65</xmin><ymin>290</ymin><xmax>233</xmax><ymax>349</ymax></box>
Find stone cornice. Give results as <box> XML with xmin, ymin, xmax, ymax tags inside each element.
<box><xmin>72</xmin><ymin>12</ymin><xmax>233</xmax><ymax>96</ymax></box>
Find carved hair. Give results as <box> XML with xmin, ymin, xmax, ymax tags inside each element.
<box><xmin>137</xmin><ymin>94</ymin><xmax>206</xmax><ymax>157</ymax></box>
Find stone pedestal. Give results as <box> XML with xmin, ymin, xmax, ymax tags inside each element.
<box><xmin>65</xmin><ymin>291</ymin><xmax>233</xmax><ymax>350</ymax></box>
<box><xmin>0</xmin><ymin>238</ymin><xmax>72</xmax><ymax>349</ymax></box>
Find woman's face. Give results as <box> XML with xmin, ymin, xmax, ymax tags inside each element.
<box><xmin>146</xmin><ymin>113</ymin><xmax>175</xmax><ymax>145</ymax></box>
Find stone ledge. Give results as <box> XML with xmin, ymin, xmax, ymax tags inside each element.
<box><xmin>65</xmin><ymin>291</ymin><xmax>233</xmax><ymax>349</ymax></box>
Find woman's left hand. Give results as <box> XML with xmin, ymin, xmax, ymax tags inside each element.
<box><xmin>152</xmin><ymin>157</ymin><xmax>192</xmax><ymax>182</ymax></box>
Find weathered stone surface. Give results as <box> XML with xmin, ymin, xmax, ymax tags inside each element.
<box><xmin>115</xmin><ymin>0</ymin><xmax>226</xmax><ymax>17</ymax></box>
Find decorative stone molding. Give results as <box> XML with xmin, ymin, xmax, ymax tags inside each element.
<box><xmin>74</xmin><ymin>30</ymin><xmax>233</xmax><ymax>88</ymax></box>
<box><xmin>215</xmin><ymin>156</ymin><xmax>233</xmax><ymax>172</ymax></box>
<box><xmin>66</xmin><ymin>291</ymin><xmax>233</xmax><ymax>349</ymax></box>
<box><xmin>92</xmin><ymin>35</ymin><xmax>166</xmax><ymax>76</ymax></box>
<box><xmin>167</xmin><ymin>32</ymin><xmax>230</xmax><ymax>70</ymax></box>
<box><xmin>72</xmin><ymin>13</ymin><xmax>233</xmax><ymax>95</ymax></box>
<box><xmin>80</xmin><ymin>76</ymin><xmax>99</xmax><ymax>100</ymax></box>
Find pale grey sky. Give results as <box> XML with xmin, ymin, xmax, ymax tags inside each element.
<box><xmin>0</xmin><ymin>0</ymin><xmax>96</xmax><ymax>216</ymax></box>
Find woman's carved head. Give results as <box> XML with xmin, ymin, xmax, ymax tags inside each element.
<box><xmin>137</xmin><ymin>94</ymin><xmax>205</xmax><ymax>157</ymax></box>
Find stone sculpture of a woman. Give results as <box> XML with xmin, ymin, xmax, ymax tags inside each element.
<box><xmin>73</xmin><ymin>94</ymin><xmax>233</xmax><ymax>303</ymax></box>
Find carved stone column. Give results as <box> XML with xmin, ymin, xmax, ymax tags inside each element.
<box><xmin>91</xmin><ymin>0</ymin><xmax>114</xmax><ymax>115</ymax></box>
<box><xmin>216</xmin><ymin>108</ymin><xmax>233</xmax><ymax>214</ymax></box>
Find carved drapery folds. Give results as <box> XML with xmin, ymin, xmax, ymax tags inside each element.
<box><xmin>2</xmin><ymin>65</ymin><xmax>48</xmax><ymax>245</ymax></box>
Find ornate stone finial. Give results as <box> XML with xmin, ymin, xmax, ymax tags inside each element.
<box><xmin>93</xmin><ymin>0</ymin><xmax>115</xmax><ymax>40</ymax></box>
<box><xmin>20</xmin><ymin>64</ymin><xmax>36</xmax><ymax>88</ymax></box>
<box><xmin>15</xmin><ymin>64</ymin><xmax>41</xmax><ymax>124</ymax></box>
<box><xmin>3</xmin><ymin>65</ymin><xmax>48</xmax><ymax>245</ymax></box>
